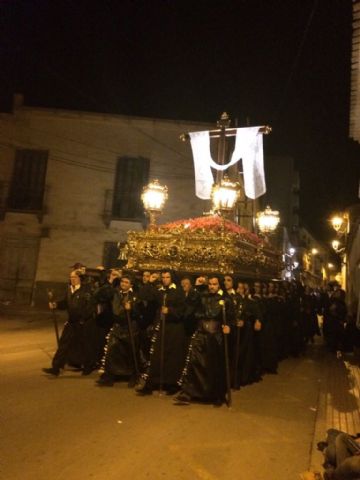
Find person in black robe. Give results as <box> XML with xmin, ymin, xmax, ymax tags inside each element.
<box><xmin>259</xmin><ymin>282</ymin><xmax>280</xmax><ymax>374</ymax></box>
<box><xmin>287</xmin><ymin>282</ymin><xmax>305</xmax><ymax>357</ymax></box>
<box><xmin>223</xmin><ymin>274</ymin><xmax>237</xmax><ymax>302</ymax></box>
<box><xmin>42</xmin><ymin>269</ymin><xmax>95</xmax><ymax>376</ymax></box>
<box><xmin>92</xmin><ymin>268</ymin><xmax>122</xmax><ymax>366</ymax></box>
<box><xmin>181</xmin><ymin>276</ymin><xmax>201</xmax><ymax>341</ymax></box>
<box><xmin>324</xmin><ymin>288</ymin><xmax>347</xmax><ymax>354</ymax></box>
<box><xmin>301</xmin><ymin>286</ymin><xmax>320</xmax><ymax>344</ymax></box>
<box><xmin>174</xmin><ymin>275</ymin><xmax>234</xmax><ymax>406</ymax></box>
<box><xmin>231</xmin><ymin>281</ymin><xmax>262</xmax><ymax>388</ymax></box>
<box><xmin>135</xmin><ymin>270</ymin><xmax>186</xmax><ymax>395</ymax></box>
<box><xmin>96</xmin><ymin>274</ymin><xmax>142</xmax><ymax>387</ymax></box>
<box><xmin>136</xmin><ymin>271</ymin><xmax>161</xmax><ymax>361</ymax></box>
<box><xmin>250</xmin><ymin>281</ymin><xmax>266</xmax><ymax>380</ymax></box>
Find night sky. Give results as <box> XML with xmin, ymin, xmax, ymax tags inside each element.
<box><xmin>0</xmin><ymin>0</ymin><xmax>359</xmax><ymax>240</ymax></box>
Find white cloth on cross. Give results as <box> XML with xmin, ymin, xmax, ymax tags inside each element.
<box><xmin>189</xmin><ymin>126</ymin><xmax>266</xmax><ymax>200</ymax></box>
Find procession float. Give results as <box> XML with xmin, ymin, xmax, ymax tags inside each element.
<box><xmin>123</xmin><ymin>113</ymin><xmax>283</xmax><ymax>280</ymax></box>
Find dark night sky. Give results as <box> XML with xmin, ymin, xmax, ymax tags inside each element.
<box><xmin>0</xmin><ymin>0</ymin><xmax>359</xmax><ymax>240</ymax></box>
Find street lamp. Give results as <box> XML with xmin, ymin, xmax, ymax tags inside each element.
<box><xmin>311</xmin><ymin>248</ymin><xmax>318</xmax><ymax>255</ymax></box>
<box><xmin>330</xmin><ymin>212</ymin><xmax>349</xmax><ymax>291</ymax></box>
<box><xmin>256</xmin><ymin>205</ymin><xmax>280</xmax><ymax>234</ymax></box>
<box><xmin>331</xmin><ymin>239</ymin><xmax>343</xmax><ymax>253</ymax></box>
<box><xmin>211</xmin><ymin>174</ymin><xmax>240</xmax><ymax>216</ymax></box>
<box><xmin>330</xmin><ymin>213</ymin><xmax>349</xmax><ymax>234</ymax></box>
<box><xmin>211</xmin><ymin>175</ymin><xmax>240</xmax><ymax>235</ymax></box>
<box><xmin>141</xmin><ymin>179</ymin><xmax>168</xmax><ymax>229</ymax></box>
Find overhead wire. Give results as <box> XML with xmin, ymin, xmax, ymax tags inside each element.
<box><xmin>0</xmin><ymin>134</ymin><xmax>195</xmax><ymax>178</ymax></box>
<box><xmin>272</xmin><ymin>0</ymin><xmax>319</xmax><ymax>122</ymax></box>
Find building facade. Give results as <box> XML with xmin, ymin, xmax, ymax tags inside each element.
<box><xmin>0</xmin><ymin>95</ymin><xmax>212</xmax><ymax>304</ymax></box>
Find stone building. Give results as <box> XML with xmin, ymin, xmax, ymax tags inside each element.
<box><xmin>0</xmin><ymin>95</ymin><xmax>212</xmax><ymax>304</ymax></box>
<box><xmin>350</xmin><ymin>0</ymin><xmax>360</xmax><ymax>143</ymax></box>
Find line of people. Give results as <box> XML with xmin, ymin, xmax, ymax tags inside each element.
<box><xmin>42</xmin><ymin>266</ymin><xmax>334</xmax><ymax>406</ymax></box>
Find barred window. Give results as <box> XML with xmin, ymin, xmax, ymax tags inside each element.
<box><xmin>112</xmin><ymin>156</ymin><xmax>150</xmax><ymax>220</ymax></box>
<box><xmin>8</xmin><ymin>149</ymin><xmax>48</xmax><ymax>211</ymax></box>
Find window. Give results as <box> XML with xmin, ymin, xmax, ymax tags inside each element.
<box><xmin>112</xmin><ymin>156</ymin><xmax>150</xmax><ymax>220</ymax></box>
<box><xmin>8</xmin><ymin>149</ymin><xmax>48</xmax><ymax>211</ymax></box>
<box><xmin>102</xmin><ymin>242</ymin><xmax>122</xmax><ymax>269</ymax></box>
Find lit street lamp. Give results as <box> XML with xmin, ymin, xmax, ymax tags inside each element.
<box><xmin>330</xmin><ymin>213</ymin><xmax>349</xmax><ymax>234</ymax></box>
<box><xmin>331</xmin><ymin>239</ymin><xmax>344</xmax><ymax>253</ymax></box>
<box><xmin>331</xmin><ymin>215</ymin><xmax>343</xmax><ymax>232</ymax></box>
<box><xmin>256</xmin><ymin>205</ymin><xmax>280</xmax><ymax>235</ymax></box>
<box><xmin>211</xmin><ymin>175</ymin><xmax>240</xmax><ymax>236</ymax></box>
<box><xmin>141</xmin><ymin>179</ymin><xmax>168</xmax><ymax>229</ymax></box>
<box><xmin>211</xmin><ymin>175</ymin><xmax>240</xmax><ymax>217</ymax></box>
<box><xmin>329</xmin><ymin>212</ymin><xmax>349</xmax><ymax>290</ymax></box>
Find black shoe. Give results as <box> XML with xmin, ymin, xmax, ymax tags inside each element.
<box><xmin>128</xmin><ymin>375</ymin><xmax>138</xmax><ymax>388</ymax></box>
<box><xmin>42</xmin><ymin>367</ymin><xmax>60</xmax><ymax>376</ymax></box>
<box><xmin>173</xmin><ymin>391</ymin><xmax>191</xmax><ymax>405</ymax></box>
<box><xmin>96</xmin><ymin>378</ymin><xmax>114</xmax><ymax>387</ymax></box>
<box><xmin>134</xmin><ymin>377</ymin><xmax>147</xmax><ymax>392</ymax></box>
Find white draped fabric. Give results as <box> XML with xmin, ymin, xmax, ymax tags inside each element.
<box><xmin>189</xmin><ymin>127</ymin><xmax>266</xmax><ymax>200</ymax></box>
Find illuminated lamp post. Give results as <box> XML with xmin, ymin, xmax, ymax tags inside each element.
<box><xmin>141</xmin><ymin>179</ymin><xmax>168</xmax><ymax>230</ymax></box>
<box><xmin>331</xmin><ymin>216</ymin><xmax>343</xmax><ymax>232</ymax></box>
<box><xmin>330</xmin><ymin>212</ymin><xmax>349</xmax><ymax>291</ymax></box>
<box><xmin>211</xmin><ymin>175</ymin><xmax>240</xmax><ymax>217</ymax></box>
<box><xmin>331</xmin><ymin>239</ymin><xmax>343</xmax><ymax>253</ymax></box>
<box><xmin>330</xmin><ymin>213</ymin><xmax>349</xmax><ymax>289</ymax></box>
<box><xmin>330</xmin><ymin>213</ymin><xmax>349</xmax><ymax>234</ymax></box>
<box><xmin>256</xmin><ymin>205</ymin><xmax>280</xmax><ymax>235</ymax></box>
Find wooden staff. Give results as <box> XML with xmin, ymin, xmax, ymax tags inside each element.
<box><xmin>232</xmin><ymin>302</ymin><xmax>242</xmax><ymax>389</ymax></box>
<box><xmin>159</xmin><ymin>293</ymin><xmax>167</xmax><ymax>396</ymax></box>
<box><xmin>221</xmin><ymin>301</ymin><xmax>232</xmax><ymax>408</ymax></box>
<box><xmin>47</xmin><ymin>289</ymin><xmax>60</xmax><ymax>346</ymax></box>
<box><xmin>125</xmin><ymin>293</ymin><xmax>140</xmax><ymax>378</ymax></box>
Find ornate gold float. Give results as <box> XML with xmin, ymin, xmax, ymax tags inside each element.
<box><xmin>125</xmin><ymin>215</ymin><xmax>282</xmax><ymax>279</ymax></box>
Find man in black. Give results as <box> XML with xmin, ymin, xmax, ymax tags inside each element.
<box><xmin>181</xmin><ymin>276</ymin><xmax>200</xmax><ymax>340</ymax></box>
<box><xmin>136</xmin><ymin>271</ymin><xmax>161</xmax><ymax>361</ymax></box>
<box><xmin>175</xmin><ymin>275</ymin><xmax>234</xmax><ymax>406</ymax></box>
<box><xmin>42</xmin><ymin>269</ymin><xmax>95</xmax><ymax>376</ymax></box>
<box><xmin>92</xmin><ymin>268</ymin><xmax>122</xmax><ymax>366</ymax></box>
<box><xmin>231</xmin><ymin>281</ymin><xmax>262</xmax><ymax>388</ymax></box>
<box><xmin>135</xmin><ymin>270</ymin><xmax>186</xmax><ymax>395</ymax></box>
<box><xmin>96</xmin><ymin>274</ymin><xmax>141</xmax><ymax>387</ymax></box>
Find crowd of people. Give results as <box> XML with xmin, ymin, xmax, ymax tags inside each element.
<box><xmin>42</xmin><ymin>265</ymin><xmax>352</xmax><ymax>406</ymax></box>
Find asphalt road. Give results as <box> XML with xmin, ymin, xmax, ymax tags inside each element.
<box><xmin>0</xmin><ymin>312</ymin><xmax>323</xmax><ymax>480</ymax></box>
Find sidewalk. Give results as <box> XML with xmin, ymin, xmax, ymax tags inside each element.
<box><xmin>309</xmin><ymin>347</ymin><xmax>360</xmax><ymax>475</ymax></box>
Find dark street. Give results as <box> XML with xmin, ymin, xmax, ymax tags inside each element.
<box><xmin>1</xmin><ymin>310</ymin><xmax>330</xmax><ymax>480</ymax></box>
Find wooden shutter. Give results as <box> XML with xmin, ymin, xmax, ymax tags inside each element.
<box><xmin>112</xmin><ymin>157</ymin><xmax>150</xmax><ymax>220</ymax></box>
<box><xmin>8</xmin><ymin>149</ymin><xmax>48</xmax><ymax>211</ymax></box>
